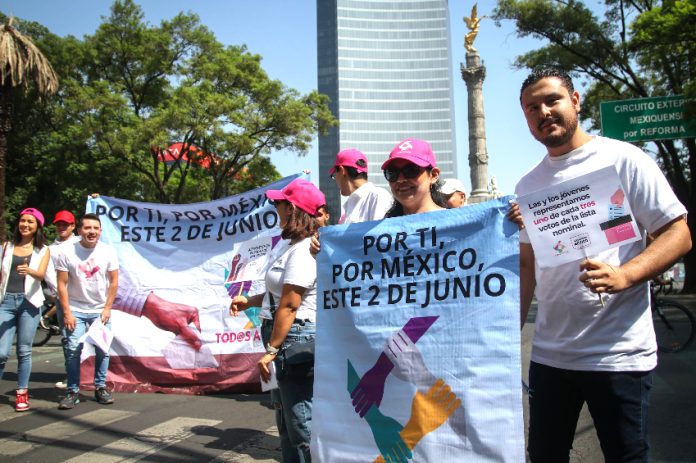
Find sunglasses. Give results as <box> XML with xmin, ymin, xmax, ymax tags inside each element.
<box><xmin>383</xmin><ymin>164</ymin><xmax>425</xmax><ymax>183</ymax></box>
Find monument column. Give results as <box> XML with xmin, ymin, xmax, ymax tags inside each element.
<box><xmin>461</xmin><ymin>52</ymin><xmax>491</xmax><ymax>203</ymax></box>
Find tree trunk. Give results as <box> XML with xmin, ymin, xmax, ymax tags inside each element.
<box><xmin>0</xmin><ymin>88</ymin><xmax>10</xmax><ymax>242</ymax></box>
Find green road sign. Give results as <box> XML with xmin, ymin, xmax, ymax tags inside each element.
<box><xmin>600</xmin><ymin>95</ymin><xmax>695</xmax><ymax>142</ymax></box>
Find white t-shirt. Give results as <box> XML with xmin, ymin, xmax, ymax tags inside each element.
<box><xmin>262</xmin><ymin>237</ymin><xmax>317</xmax><ymax>322</ymax></box>
<box><xmin>515</xmin><ymin>136</ymin><xmax>686</xmax><ymax>372</ymax></box>
<box><xmin>55</xmin><ymin>240</ymin><xmax>119</xmax><ymax>314</ymax></box>
<box><xmin>45</xmin><ymin>235</ymin><xmax>80</xmax><ymax>293</ymax></box>
<box><xmin>340</xmin><ymin>182</ymin><xmax>393</xmax><ymax>225</ymax></box>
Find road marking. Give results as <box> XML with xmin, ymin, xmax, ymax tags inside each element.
<box><xmin>64</xmin><ymin>416</ymin><xmax>221</xmax><ymax>463</ymax></box>
<box><xmin>0</xmin><ymin>409</ymin><xmax>137</xmax><ymax>456</ymax></box>
<box><xmin>211</xmin><ymin>425</ymin><xmax>280</xmax><ymax>463</ymax></box>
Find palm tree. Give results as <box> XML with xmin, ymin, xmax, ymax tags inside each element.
<box><xmin>0</xmin><ymin>17</ymin><xmax>58</xmax><ymax>239</ymax></box>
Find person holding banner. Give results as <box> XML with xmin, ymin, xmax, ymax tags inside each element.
<box><xmin>230</xmin><ymin>178</ymin><xmax>325</xmax><ymax>463</ymax></box>
<box><xmin>516</xmin><ymin>68</ymin><xmax>691</xmax><ymax>462</ymax></box>
<box><xmin>382</xmin><ymin>137</ymin><xmax>448</xmax><ymax>217</ymax></box>
<box><xmin>0</xmin><ymin>208</ymin><xmax>51</xmax><ymax>412</ymax></box>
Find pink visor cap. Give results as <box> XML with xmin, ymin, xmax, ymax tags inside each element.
<box><xmin>19</xmin><ymin>207</ymin><xmax>45</xmax><ymax>226</ymax></box>
<box><xmin>328</xmin><ymin>148</ymin><xmax>368</xmax><ymax>175</ymax></box>
<box><xmin>266</xmin><ymin>179</ymin><xmax>326</xmax><ymax>217</ymax></box>
<box><xmin>382</xmin><ymin>138</ymin><xmax>437</xmax><ymax>170</ymax></box>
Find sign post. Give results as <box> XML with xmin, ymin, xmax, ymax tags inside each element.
<box><xmin>600</xmin><ymin>95</ymin><xmax>695</xmax><ymax>142</ymax></box>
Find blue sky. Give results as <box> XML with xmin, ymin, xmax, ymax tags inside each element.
<box><xmin>3</xmin><ymin>0</ymin><xmax>575</xmax><ymax>195</ymax></box>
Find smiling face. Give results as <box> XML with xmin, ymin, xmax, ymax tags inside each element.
<box><xmin>18</xmin><ymin>214</ymin><xmax>39</xmax><ymax>239</ymax></box>
<box><xmin>521</xmin><ymin>76</ymin><xmax>581</xmax><ymax>156</ymax></box>
<box><xmin>79</xmin><ymin>218</ymin><xmax>102</xmax><ymax>248</ymax></box>
<box><xmin>385</xmin><ymin>159</ymin><xmax>440</xmax><ymax>214</ymax></box>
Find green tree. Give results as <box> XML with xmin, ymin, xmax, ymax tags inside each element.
<box><xmin>0</xmin><ymin>16</ymin><xmax>58</xmax><ymax>239</ymax></box>
<box><xmin>77</xmin><ymin>0</ymin><xmax>334</xmax><ymax>203</ymax></box>
<box><xmin>494</xmin><ymin>0</ymin><xmax>696</xmax><ymax>291</ymax></box>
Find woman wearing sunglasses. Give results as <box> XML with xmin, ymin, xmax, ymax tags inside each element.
<box><xmin>382</xmin><ymin>138</ymin><xmax>448</xmax><ymax>217</ymax></box>
<box><xmin>0</xmin><ymin>208</ymin><xmax>51</xmax><ymax>412</ymax></box>
<box><xmin>230</xmin><ymin>178</ymin><xmax>325</xmax><ymax>463</ymax></box>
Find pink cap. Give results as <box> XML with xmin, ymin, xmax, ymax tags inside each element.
<box><xmin>329</xmin><ymin>148</ymin><xmax>368</xmax><ymax>175</ymax></box>
<box><xmin>266</xmin><ymin>179</ymin><xmax>326</xmax><ymax>217</ymax></box>
<box><xmin>19</xmin><ymin>207</ymin><xmax>45</xmax><ymax>226</ymax></box>
<box><xmin>381</xmin><ymin>138</ymin><xmax>437</xmax><ymax>170</ymax></box>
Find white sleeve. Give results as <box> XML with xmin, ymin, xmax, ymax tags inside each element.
<box><xmin>620</xmin><ymin>148</ymin><xmax>687</xmax><ymax>234</ymax></box>
<box><xmin>282</xmin><ymin>239</ymin><xmax>316</xmax><ymax>289</ymax></box>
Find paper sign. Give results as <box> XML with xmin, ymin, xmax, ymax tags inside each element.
<box><xmin>517</xmin><ymin>166</ymin><xmax>641</xmax><ymax>268</ymax></box>
<box><xmin>260</xmin><ymin>361</ymin><xmax>278</xmax><ymax>392</ymax></box>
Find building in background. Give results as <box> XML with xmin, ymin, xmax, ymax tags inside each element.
<box><xmin>317</xmin><ymin>0</ymin><xmax>458</xmax><ymax>217</ymax></box>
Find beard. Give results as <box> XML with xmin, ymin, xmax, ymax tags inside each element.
<box><xmin>534</xmin><ymin>113</ymin><xmax>579</xmax><ymax>148</ymax></box>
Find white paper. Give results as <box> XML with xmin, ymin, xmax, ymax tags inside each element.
<box><xmin>260</xmin><ymin>361</ymin><xmax>278</xmax><ymax>391</ymax></box>
<box><xmin>162</xmin><ymin>335</ymin><xmax>219</xmax><ymax>369</ymax></box>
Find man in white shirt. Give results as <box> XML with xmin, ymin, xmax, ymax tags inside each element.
<box><xmin>56</xmin><ymin>213</ymin><xmax>119</xmax><ymax>409</ymax></box>
<box><xmin>329</xmin><ymin>148</ymin><xmax>393</xmax><ymax>224</ymax></box>
<box><xmin>516</xmin><ymin>68</ymin><xmax>691</xmax><ymax>462</ymax></box>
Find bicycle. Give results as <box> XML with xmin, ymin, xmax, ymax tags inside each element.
<box><xmin>651</xmin><ymin>281</ymin><xmax>695</xmax><ymax>353</ymax></box>
<box><xmin>33</xmin><ymin>300</ymin><xmax>61</xmax><ymax>347</ymax></box>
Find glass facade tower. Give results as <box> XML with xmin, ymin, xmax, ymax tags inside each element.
<box><xmin>317</xmin><ymin>0</ymin><xmax>457</xmax><ymax>217</ymax></box>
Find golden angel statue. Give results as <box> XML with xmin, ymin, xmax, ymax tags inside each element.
<box><xmin>463</xmin><ymin>3</ymin><xmax>489</xmax><ymax>53</ymax></box>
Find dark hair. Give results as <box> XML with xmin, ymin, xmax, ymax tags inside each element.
<box><xmin>520</xmin><ymin>68</ymin><xmax>575</xmax><ymax>101</ymax></box>
<box><xmin>12</xmin><ymin>215</ymin><xmax>46</xmax><ymax>249</ymax></box>
<box><xmin>281</xmin><ymin>204</ymin><xmax>320</xmax><ymax>241</ymax></box>
<box><xmin>343</xmin><ymin>165</ymin><xmax>368</xmax><ymax>181</ymax></box>
<box><xmin>79</xmin><ymin>213</ymin><xmax>102</xmax><ymax>228</ymax></box>
<box><xmin>385</xmin><ymin>172</ymin><xmax>448</xmax><ymax>218</ymax></box>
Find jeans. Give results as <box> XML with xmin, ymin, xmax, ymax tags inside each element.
<box><xmin>273</xmin><ymin>321</ymin><xmax>315</xmax><ymax>463</ymax></box>
<box><xmin>63</xmin><ymin>311</ymin><xmax>111</xmax><ymax>392</ymax></box>
<box><xmin>528</xmin><ymin>361</ymin><xmax>652</xmax><ymax>463</ymax></box>
<box><xmin>0</xmin><ymin>293</ymin><xmax>41</xmax><ymax>389</ymax></box>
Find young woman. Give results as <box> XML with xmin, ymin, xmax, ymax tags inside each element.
<box><xmin>0</xmin><ymin>208</ymin><xmax>51</xmax><ymax>411</ymax></box>
<box><xmin>382</xmin><ymin>137</ymin><xmax>448</xmax><ymax>217</ymax></box>
<box><xmin>230</xmin><ymin>178</ymin><xmax>325</xmax><ymax>463</ymax></box>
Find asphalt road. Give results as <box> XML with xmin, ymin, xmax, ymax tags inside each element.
<box><xmin>1</xmin><ymin>298</ymin><xmax>694</xmax><ymax>462</ymax></box>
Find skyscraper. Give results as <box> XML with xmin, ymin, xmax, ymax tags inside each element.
<box><xmin>317</xmin><ymin>0</ymin><xmax>458</xmax><ymax>217</ymax></box>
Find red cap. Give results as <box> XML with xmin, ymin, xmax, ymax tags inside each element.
<box><xmin>329</xmin><ymin>148</ymin><xmax>368</xmax><ymax>175</ymax></box>
<box><xmin>53</xmin><ymin>210</ymin><xmax>75</xmax><ymax>224</ymax></box>
<box><xmin>266</xmin><ymin>179</ymin><xmax>326</xmax><ymax>217</ymax></box>
<box><xmin>19</xmin><ymin>208</ymin><xmax>45</xmax><ymax>226</ymax></box>
<box><xmin>382</xmin><ymin>138</ymin><xmax>437</xmax><ymax>170</ymax></box>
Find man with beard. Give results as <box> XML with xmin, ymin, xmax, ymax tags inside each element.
<box><xmin>515</xmin><ymin>69</ymin><xmax>690</xmax><ymax>462</ymax></box>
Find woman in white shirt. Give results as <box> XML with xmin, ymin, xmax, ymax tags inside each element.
<box><xmin>231</xmin><ymin>178</ymin><xmax>325</xmax><ymax>463</ymax></box>
<box><xmin>0</xmin><ymin>208</ymin><xmax>51</xmax><ymax>412</ymax></box>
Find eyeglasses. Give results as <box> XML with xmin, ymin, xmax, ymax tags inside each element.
<box><xmin>383</xmin><ymin>164</ymin><xmax>425</xmax><ymax>183</ymax></box>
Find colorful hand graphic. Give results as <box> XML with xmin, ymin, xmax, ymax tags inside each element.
<box><xmin>364</xmin><ymin>405</ymin><xmax>411</xmax><ymax>463</ymax></box>
<box><xmin>374</xmin><ymin>379</ymin><xmax>462</xmax><ymax>463</ymax></box>
<box><xmin>401</xmin><ymin>379</ymin><xmax>461</xmax><ymax>449</ymax></box>
<box><xmin>350</xmin><ymin>353</ymin><xmax>393</xmax><ymax>417</ymax></box>
<box><xmin>348</xmin><ymin>360</ymin><xmax>412</xmax><ymax>463</ymax></box>
<box><xmin>385</xmin><ymin>329</ymin><xmax>437</xmax><ymax>387</ymax></box>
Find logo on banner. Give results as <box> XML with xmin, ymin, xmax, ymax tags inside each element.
<box><xmin>571</xmin><ymin>233</ymin><xmax>591</xmax><ymax>249</ymax></box>
<box><xmin>553</xmin><ymin>240</ymin><xmax>567</xmax><ymax>255</ymax></box>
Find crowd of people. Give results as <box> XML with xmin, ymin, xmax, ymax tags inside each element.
<box><xmin>0</xmin><ymin>68</ymin><xmax>690</xmax><ymax>463</ymax></box>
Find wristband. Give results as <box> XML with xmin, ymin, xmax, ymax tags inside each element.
<box><xmin>266</xmin><ymin>345</ymin><xmax>280</xmax><ymax>355</ymax></box>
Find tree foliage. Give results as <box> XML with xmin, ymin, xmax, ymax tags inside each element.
<box><xmin>1</xmin><ymin>0</ymin><xmax>336</xmax><ymax>235</ymax></box>
<box><xmin>494</xmin><ymin>0</ymin><xmax>696</xmax><ymax>291</ymax></box>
